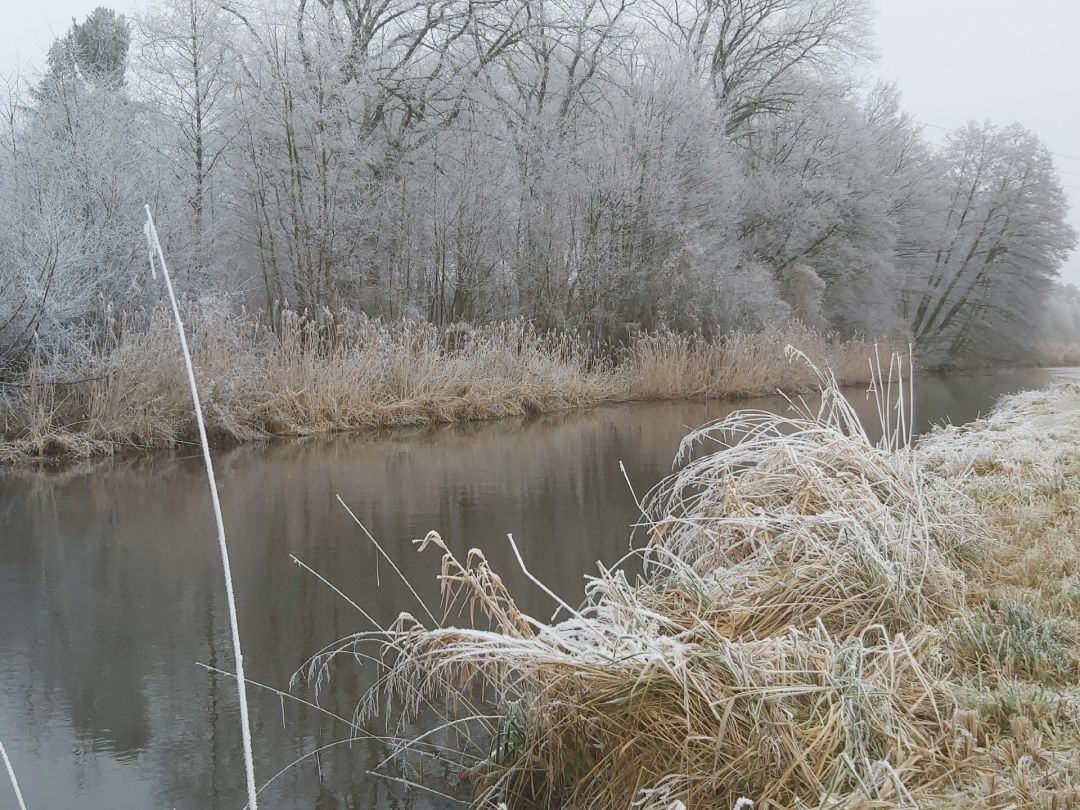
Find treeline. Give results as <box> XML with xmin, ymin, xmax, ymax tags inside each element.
<box><xmin>0</xmin><ymin>0</ymin><xmax>1075</xmax><ymax>370</ymax></box>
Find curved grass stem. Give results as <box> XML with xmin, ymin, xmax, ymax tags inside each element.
<box><xmin>143</xmin><ymin>207</ymin><xmax>258</xmax><ymax>810</ymax></box>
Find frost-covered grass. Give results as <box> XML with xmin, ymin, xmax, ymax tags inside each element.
<box><xmin>915</xmin><ymin>384</ymin><xmax>1080</xmax><ymax>808</ymax></box>
<box><xmin>302</xmin><ymin>364</ymin><xmax>1080</xmax><ymax>809</ymax></box>
<box><xmin>0</xmin><ymin>307</ymin><xmax>884</xmax><ymax>463</ymax></box>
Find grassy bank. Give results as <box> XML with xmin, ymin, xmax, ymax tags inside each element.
<box><xmin>324</xmin><ymin>363</ymin><xmax>1080</xmax><ymax>809</ymax></box>
<box><xmin>0</xmin><ymin>308</ymin><xmax>884</xmax><ymax>463</ymax></box>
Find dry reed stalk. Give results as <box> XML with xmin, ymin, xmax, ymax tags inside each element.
<box><xmin>143</xmin><ymin>209</ymin><xmax>258</xmax><ymax>810</ymax></box>
<box><xmin>0</xmin><ymin>738</ymin><xmax>28</xmax><ymax>810</ymax></box>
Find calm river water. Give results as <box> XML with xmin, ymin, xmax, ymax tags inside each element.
<box><xmin>2</xmin><ymin>367</ymin><xmax>1079</xmax><ymax>809</ymax></box>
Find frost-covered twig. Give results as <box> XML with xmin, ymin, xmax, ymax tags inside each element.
<box><xmin>143</xmin><ymin>207</ymin><xmax>258</xmax><ymax>810</ymax></box>
<box><xmin>0</xmin><ymin>738</ymin><xmax>28</xmax><ymax>810</ymax></box>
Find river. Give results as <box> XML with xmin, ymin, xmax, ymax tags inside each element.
<box><xmin>2</xmin><ymin>367</ymin><xmax>1079</xmax><ymax>809</ymax></box>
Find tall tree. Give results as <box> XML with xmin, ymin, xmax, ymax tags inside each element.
<box><xmin>910</xmin><ymin>122</ymin><xmax>1076</xmax><ymax>365</ymax></box>
<box><xmin>37</xmin><ymin>7</ymin><xmax>131</xmax><ymax>97</ymax></box>
<box><xmin>138</xmin><ymin>0</ymin><xmax>235</xmax><ymax>278</ymax></box>
<box><xmin>644</xmin><ymin>0</ymin><xmax>872</xmax><ymax>131</ymax></box>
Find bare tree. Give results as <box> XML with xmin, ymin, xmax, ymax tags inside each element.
<box><xmin>642</xmin><ymin>0</ymin><xmax>872</xmax><ymax>131</ymax></box>
<box><xmin>910</xmin><ymin>122</ymin><xmax>1076</xmax><ymax>365</ymax></box>
<box><xmin>137</xmin><ymin>0</ymin><xmax>237</xmax><ymax>278</ymax></box>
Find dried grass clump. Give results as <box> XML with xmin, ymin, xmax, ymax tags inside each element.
<box><xmin>359</xmin><ymin>540</ymin><xmax>959</xmax><ymax>810</ymax></box>
<box><xmin>637</xmin><ymin>353</ymin><xmax>974</xmax><ymax>639</ymax></box>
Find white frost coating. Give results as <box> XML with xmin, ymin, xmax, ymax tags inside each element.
<box><xmin>0</xmin><ymin>738</ymin><xmax>28</xmax><ymax>810</ymax></box>
<box><xmin>143</xmin><ymin>207</ymin><xmax>259</xmax><ymax>810</ymax></box>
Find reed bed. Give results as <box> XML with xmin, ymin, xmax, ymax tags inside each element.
<box><xmin>0</xmin><ymin>308</ymin><xmax>886</xmax><ymax>463</ymax></box>
<box><xmin>621</xmin><ymin>324</ymin><xmax>875</xmax><ymax>400</ymax></box>
<box><xmin>1031</xmin><ymin>341</ymin><xmax>1080</xmax><ymax>368</ymax></box>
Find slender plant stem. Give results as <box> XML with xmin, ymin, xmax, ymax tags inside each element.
<box><xmin>143</xmin><ymin>207</ymin><xmax>258</xmax><ymax>810</ymax></box>
<box><xmin>0</xmin><ymin>738</ymin><xmax>28</xmax><ymax>810</ymax></box>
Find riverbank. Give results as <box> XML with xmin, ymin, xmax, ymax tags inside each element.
<box><xmin>0</xmin><ymin>308</ymin><xmax>886</xmax><ymax>464</ymax></box>
<box><xmin>341</xmin><ymin>372</ymin><xmax>1080</xmax><ymax>809</ymax></box>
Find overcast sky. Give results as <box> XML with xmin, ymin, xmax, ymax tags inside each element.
<box><xmin>2</xmin><ymin>0</ymin><xmax>1079</xmax><ymax>285</ymax></box>
<box><xmin>876</xmin><ymin>0</ymin><xmax>1080</xmax><ymax>286</ymax></box>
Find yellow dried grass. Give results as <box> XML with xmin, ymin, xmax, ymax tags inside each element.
<box><xmin>0</xmin><ymin>308</ymin><xmax>891</xmax><ymax>463</ymax></box>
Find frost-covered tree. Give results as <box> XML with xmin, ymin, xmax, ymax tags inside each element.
<box><xmin>644</xmin><ymin>0</ymin><xmax>873</xmax><ymax>131</ymax></box>
<box><xmin>732</xmin><ymin>79</ymin><xmax>920</xmax><ymax>335</ymax></box>
<box><xmin>136</xmin><ymin>0</ymin><xmax>237</xmax><ymax>280</ymax></box>
<box><xmin>909</xmin><ymin>122</ymin><xmax>1076</xmax><ymax>365</ymax></box>
<box><xmin>0</xmin><ymin>10</ymin><xmax>181</xmax><ymax>363</ymax></box>
<box><xmin>0</xmin><ymin>0</ymin><xmax>1075</xmax><ymax>369</ymax></box>
<box><xmin>1042</xmin><ymin>282</ymin><xmax>1080</xmax><ymax>345</ymax></box>
<box><xmin>36</xmin><ymin>7</ymin><xmax>131</xmax><ymax>98</ymax></box>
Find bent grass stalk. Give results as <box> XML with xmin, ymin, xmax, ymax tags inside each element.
<box><xmin>0</xmin><ymin>738</ymin><xmax>28</xmax><ymax>810</ymax></box>
<box><xmin>143</xmin><ymin>208</ymin><xmax>258</xmax><ymax>810</ymax></box>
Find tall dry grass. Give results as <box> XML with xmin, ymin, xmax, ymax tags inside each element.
<box><xmin>623</xmin><ymin>324</ymin><xmax>879</xmax><ymax>400</ymax></box>
<box><xmin>303</xmin><ymin>362</ymin><xmax>1080</xmax><ymax>809</ymax></box>
<box><xmin>0</xmin><ymin>307</ymin><xmax>889</xmax><ymax>463</ymax></box>
<box><xmin>1031</xmin><ymin>341</ymin><xmax>1080</xmax><ymax>368</ymax></box>
<box><xmin>298</xmin><ymin>354</ymin><xmax>980</xmax><ymax>809</ymax></box>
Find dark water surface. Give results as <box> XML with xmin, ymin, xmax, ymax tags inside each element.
<box><xmin>3</xmin><ymin>367</ymin><xmax>1079</xmax><ymax>809</ymax></box>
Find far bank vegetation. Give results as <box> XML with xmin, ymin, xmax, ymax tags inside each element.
<box><xmin>0</xmin><ymin>310</ymin><xmax>881</xmax><ymax>461</ymax></box>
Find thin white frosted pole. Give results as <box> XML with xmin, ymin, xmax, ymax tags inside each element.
<box><xmin>0</xmin><ymin>738</ymin><xmax>28</xmax><ymax>810</ymax></box>
<box><xmin>143</xmin><ymin>207</ymin><xmax>258</xmax><ymax>810</ymax></box>
<box><xmin>908</xmin><ymin>343</ymin><xmax>916</xmax><ymax>447</ymax></box>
